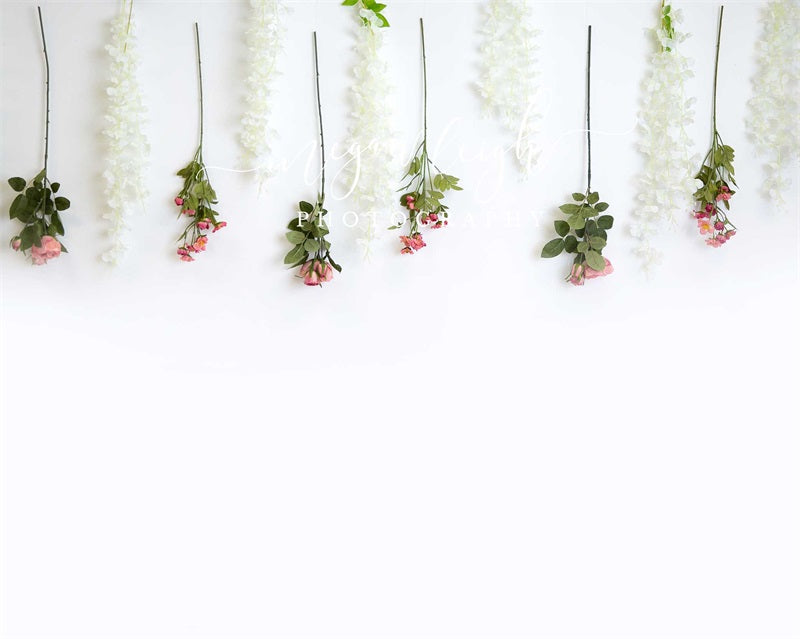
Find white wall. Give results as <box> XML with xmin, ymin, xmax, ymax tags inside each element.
<box><xmin>1</xmin><ymin>1</ymin><xmax>798</xmax><ymax>637</ymax></box>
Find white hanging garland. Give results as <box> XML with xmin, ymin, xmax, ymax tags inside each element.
<box><xmin>102</xmin><ymin>0</ymin><xmax>149</xmax><ymax>265</ymax></box>
<box><xmin>240</xmin><ymin>0</ymin><xmax>287</xmax><ymax>186</ymax></box>
<box><xmin>747</xmin><ymin>0</ymin><xmax>800</xmax><ymax>211</ymax></box>
<box><xmin>342</xmin><ymin>3</ymin><xmax>397</xmax><ymax>259</ymax></box>
<box><xmin>630</xmin><ymin>2</ymin><xmax>696</xmax><ymax>272</ymax></box>
<box><xmin>476</xmin><ymin>0</ymin><xmax>541</xmax><ymax>177</ymax></box>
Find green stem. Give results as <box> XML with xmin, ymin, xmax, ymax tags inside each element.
<box><xmin>37</xmin><ymin>6</ymin><xmax>50</xmax><ymax>179</ymax></box>
<box><xmin>123</xmin><ymin>0</ymin><xmax>134</xmax><ymax>53</ymax></box>
<box><xmin>313</xmin><ymin>32</ymin><xmax>325</xmax><ymax>202</ymax></box>
<box><xmin>585</xmin><ymin>25</ymin><xmax>592</xmax><ymax>193</ymax></box>
<box><xmin>420</xmin><ymin>18</ymin><xmax>428</xmax><ymax>149</ymax></box>
<box><xmin>712</xmin><ymin>5</ymin><xmax>724</xmax><ymax>135</ymax></box>
<box><xmin>194</xmin><ymin>22</ymin><xmax>204</xmax><ymax>155</ymax></box>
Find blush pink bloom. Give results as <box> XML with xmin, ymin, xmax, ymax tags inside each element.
<box><xmin>196</xmin><ymin>220</ymin><xmax>211</xmax><ymax>230</ymax></box>
<box><xmin>315</xmin><ymin>261</ymin><xmax>334</xmax><ymax>283</ymax></box>
<box><xmin>584</xmin><ymin>257</ymin><xmax>614</xmax><ymax>280</ymax></box>
<box><xmin>213</xmin><ymin>221</ymin><xmax>227</xmax><ymax>233</ymax></box>
<box><xmin>697</xmin><ymin>219</ymin><xmax>714</xmax><ymax>235</ymax></box>
<box><xmin>30</xmin><ymin>235</ymin><xmax>61</xmax><ymax>265</ymax></box>
<box><xmin>11</xmin><ymin>238</ymin><xmax>21</xmax><ymax>251</ymax></box>
<box><xmin>180</xmin><ymin>254</ymin><xmax>195</xmax><ymax>262</ymax></box>
<box><xmin>175</xmin><ymin>197</ymin><xmax>184</xmax><ymax>206</ymax></box>
<box><xmin>568</xmin><ymin>263</ymin><xmax>585</xmax><ymax>286</ymax></box>
<box><xmin>716</xmin><ymin>192</ymin><xmax>731</xmax><ymax>202</ymax></box>
<box><xmin>183</xmin><ymin>208</ymin><xmax>196</xmax><ymax>216</ymax></box>
<box><xmin>706</xmin><ymin>237</ymin><xmax>721</xmax><ymax>248</ymax></box>
<box><xmin>410</xmin><ymin>233</ymin><xmax>426</xmax><ymax>250</ymax></box>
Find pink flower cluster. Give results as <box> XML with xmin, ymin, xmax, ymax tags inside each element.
<box><xmin>693</xmin><ymin>186</ymin><xmax>736</xmax><ymax>248</ymax></box>
<box><xmin>174</xmin><ymin>196</ymin><xmax>226</xmax><ymax>261</ymax></box>
<box><xmin>400</xmin><ymin>233</ymin><xmax>426</xmax><ymax>255</ymax></box>
<box><xmin>299</xmin><ymin>259</ymin><xmax>334</xmax><ymax>286</ymax></box>
<box><xmin>177</xmin><ymin>235</ymin><xmax>208</xmax><ymax>262</ymax></box>
<box><xmin>568</xmin><ymin>258</ymin><xmax>614</xmax><ymax>286</ymax></box>
<box><xmin>21</xmin><ymin>235</ymin><xmax>63</xmax><ymax>265</ymax></box>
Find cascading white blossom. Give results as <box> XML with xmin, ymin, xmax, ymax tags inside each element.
<box><xmin>747</xmin><ymin>0</ymin><xmax>800</xmax><ymax>211</ymax></box>
<box><xmin>631</xmin><ymin>2</ymin><xmax>696</xmax><ymax>272</ymax></box>
<box><xmin>240</xmin><ymin>0</ymin><xmax>287</xmax><ymax>185</ymax></box>
<box><xmin>342</xmin><ymin>5</ymin><xmax>397</xmax><ymax>259</ymax></box>
<box><xmin>476</xmin><ymin>0</ymin><xmax>541</xmax><ymax>177</ymax></box>
<box><xmin>102</xmin><ymin>0</ymin><xmax>149</xmax><ymax>265</ymax></box>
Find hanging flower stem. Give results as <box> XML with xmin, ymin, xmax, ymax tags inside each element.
<box><xmin>541</xmin><ymin>24</ymin><xmax>614</xmax><ymax>285</ymax></box>
<box><xmin>172</xmin><ymin>22</ymin><xmax>227</xmax><ymax>261</ymax></box>
<box><xmin>691</xmin><ymin>5</ymin><xmax>738</xmax><ymax>248</ymax></box>
<box><xmin>392</xmin><ymin>17</ymin><xmax>462</xmax><ymax>254</ymax></box>
<box><xmin>7</xmin><ymin>5</ymin><xmax>71</xmax><ymax>263</ymax></box>
<box><xmin>283</xmin><ymin>32</ymin><xmax>341</xmax><ymax>285</ymax></box>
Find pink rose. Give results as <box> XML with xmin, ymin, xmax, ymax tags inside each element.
<box><xmin>175</xmin><ymin>197</ymin><xmax>184</xmax><ymax>206</ymax></box>
<box><xmin>30</xmin><ymin>235</ymin><xmax>61</xmax><ymax>265</ymax></box>
<box><xmin>568</xmin><ymin>263</ymin><xmax>585</xmax><ymax>286</ymax></box>
<box><xmin>11</xmin><ymin>237</ymin><xmax>21</xmax><ymax>251</ymax></box>
<box><xmin>410</xmin><ymin>233</ymin><xmax>426</xmax><ymax>250</ymax></box>
<box><xmin>584</xmin><ymin>258</ymin><xmax>613</xmax><ymax>280</ymax></box>
<box><xmin>315</xmin><ymin>261</ymin><xmax>333</xmax><ymax>283</ymax></box>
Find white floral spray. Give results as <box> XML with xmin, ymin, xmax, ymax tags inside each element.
<box><xmin>102</xmin><ymin>0</ymin><xmax>149</xmax><ymax>265</ymax></box>
<box><xmin>476</xmin><ymin>0</ymin><xmax>542</xmax><ymax>177</ymax></box>
<box><xmin>747</xmin><ymin>0</ymin><xmax>800</xmax><ymax>211</ymax></box>
<box><xmin>240</xmin><ymin>0</ymin><xmax>287</xmax><ymax>186</ymax></box>
<box><xmin>342</xmin><ymin>3</ymin><xmax>398</xmax><ymax>260</ymax></box>
<box><xmin>631</xmin><ymin>1</ymin><xmax>696</xmax><ymax>272</ymax></box>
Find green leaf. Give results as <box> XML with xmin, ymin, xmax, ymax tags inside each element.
<box><xmin>564</xmin><ymin>235</ymin><xmax>578</xmax><ymax>253</ymax></box>
<box><xmin>541</xmin><ymin>238</ymin><xmax>565</xmax><ymax>258</ymax></box>
<box><xmin>284</xmin><ymin>244</ymin><xmax>307</xmax><ymax>265</ymax></box>
<box><xmin>577</xmin><ymin>241</ymin><xmax>589</xmax><ymax>253</ymax></box>
<box><xmin>572</xmin><ymin>192</ymin><xmax>585</xmax><ymax>201</ymax></box>
<box><xmin>559</xmin><ymin>203</ymin><xmax>581</xmax><ymax>215</ymax></box>
<box><xmin>327</xmin><ymin>254</ymin><xmax>343</xmax><ymax>273</ymax></box>
<box><xmin>568</xmin><ymin>215</ymin><xmax>586</xmax><ymax>230</ymax></box>
<box><xmin>19</xmin><ymin>225</ymin><xmax>39</xmax><ymax>251</ymax></box>
<box><xmin>54</xmin><ymin>197</ymin><xmax>70</xmax><ymax>211</ymax></box>
<box><xmin>9</xmin><ymin>194</ymin><xmax>27</xmax><ymax>219</ymax></box>
<box><xmin>594</xmin><ymin>202</ymin><xmax>609</xmax><ymax>212</ymax></box>
<box><xmin>51</xmin><ymin>182</ymin><xmax>60</xmax><ymax>193</ymax></box>
<box><xmin>341</xmin><ymin>0</ymin><xmax>358</xmax><ymax>5</ymax></box>
<box><xmin>585</xmin><ymin>250</ymin><xmax>606</xmax><ymax>271</ymax></box>
<box><xmin>286</xmin><ymin>230</ymin><xmax>306</xmax><ymax>245</ymax></box>
<box><xmin>597</xmin><ymin>215</ymin><xmax>614</xmax><ymax>230</ymax></box>
<box><xmin>51</xmin><ymin>211</ymin><xmax>65</xmax><ymax>236</ymax></box>
<box><xmin>8</xmin><ymin>177</ymin><xmax>26</xmax><ymax>192</ymax></box>
<box><xmin>587</xmin><ymin>191</ymin><xmax>599</xmax><ymax>204</ymax></box>
<box><xmin>589</xmin><ymin>236</ymin><xmax>607</xmax><ymax>250</ymax></box>
<box><xmin>298</xmin><ymin>201</ymin><xmax>314</xmax><ymax>214</ymax></box>
<box><xmin>303</xmin><ymin>238</ymin><xmax>320</xmax><ymax>252</ymax></box>
<box><xmin>554</xmin><ymin>220</ymin><xmax>569</xmax><ymax>237</ymax></box>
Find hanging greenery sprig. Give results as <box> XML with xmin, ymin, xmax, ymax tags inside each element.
<box><xmin>341</xmin><ymin>0</ymin><xmax>389</xmax><ymax>28</ymax></box>
<box><xmin>173</xmin><ymin>23</ymin><xmax>227</xmax><ymax>262</ymax></box>
<box><xmin>8</xmin><ymin>6</ymin><xmax>71</xmax><ymax>266</ymax></box>
<box><xmin>692</xmin><ymin>6</ymin><xmax>737</xmax><ymax>248</ymax></box>
<box><xmin>392</xmin><ymin>18</ymin><xmax>462</xmax><ymax>255</ymax></box>
<box><xmin>541</xmin><ymin>26</ymin><xmax>614</xmax><ymax>286</ymax></box>
<box><xmin>283</xmin><ymin>33</ymin><xmax>342</xmax><ymax>286</ymax></box>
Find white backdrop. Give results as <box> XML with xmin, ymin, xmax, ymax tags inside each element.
<box><xmin>1</xmin><ymin>1</ymin><xmax>799</xmax><ymax>638</ymax></box>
